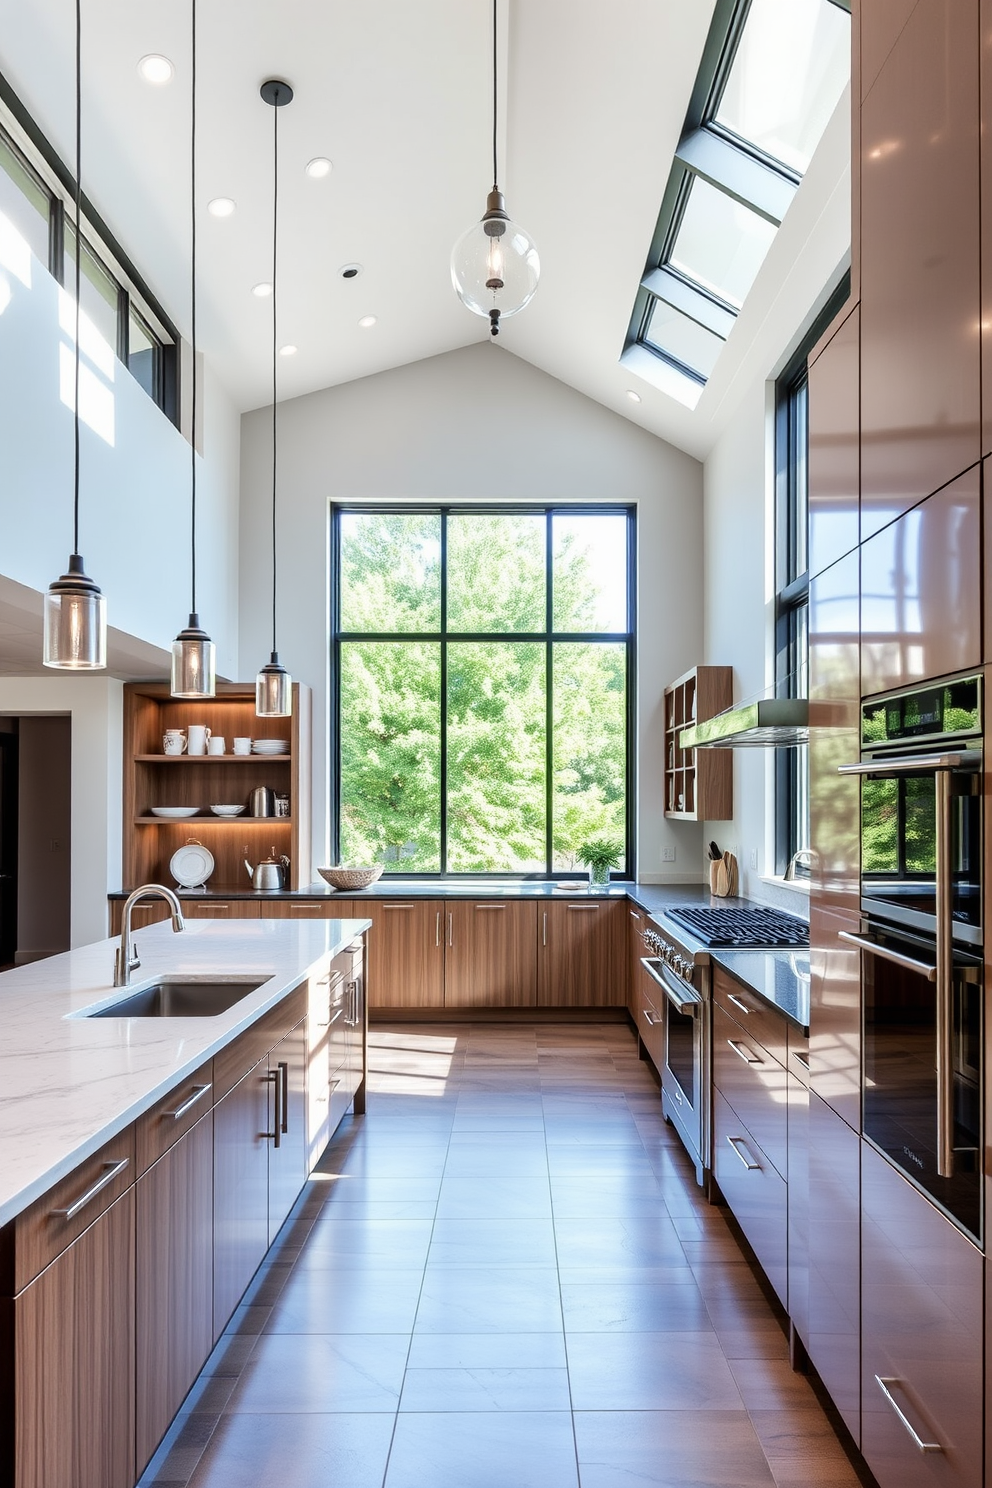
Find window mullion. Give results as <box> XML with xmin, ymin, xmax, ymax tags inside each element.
<box><xmin>545</xmin><ymin>512</ymin><xmax>554</xmax><ymax>877</ymax></box>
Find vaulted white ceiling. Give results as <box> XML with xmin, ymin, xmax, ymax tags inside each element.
<box><xmin>0</xmin><ymin>0</ymin><xmax>848</xmax><ymax>461</ymax></box>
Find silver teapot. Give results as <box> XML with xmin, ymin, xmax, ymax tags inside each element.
<box><xmin>244</xmin><ymin>848</ymin><xmax>290</xmax><ymax>891</ymax></box>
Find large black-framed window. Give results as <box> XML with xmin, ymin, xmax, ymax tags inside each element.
<box><xmin>774</xmin><ymin>277</ymin><xmax>850</xmax><ymax>873</ymax></box>
<box><xmin>331</xmin><ymin>505</ymin><xmax>636</xmax><ymax>879</ymax></box>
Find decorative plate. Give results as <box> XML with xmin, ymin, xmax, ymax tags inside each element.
<box><xmin>170</xmin><ymin>840</ymin><xmax>215</xmax><ymax>889</ymax></box>
<box><xmin>150</xmin><ymin>806</ymin><xmax>200</xmax><ymax>819</ymax></box>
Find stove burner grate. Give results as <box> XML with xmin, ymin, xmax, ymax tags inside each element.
<box><xmin>664</xmin><ymin>905</ymin><xmax>809</xmax><ymax>948</ymax></box>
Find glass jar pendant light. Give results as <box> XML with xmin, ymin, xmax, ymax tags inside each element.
<box><xmin>450</xmin><ymin>0</ymin><xmax>539</xmax><ymax>337</ymax></box>
<box><xmin>256</xmin><ymin>79</ymin><xmax>293</xmax><ymax>718</ymax></box>
<box><xmin>171</xmin><ymin>0</ymin><xmax>216</xmax><ymax>698</ymax></box>
<box><xmin>44</xmin><ymin>0</ymin><xmax>106</xmax><ymax>669</ymax></box>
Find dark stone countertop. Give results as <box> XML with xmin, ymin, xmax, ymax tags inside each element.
<box><xmin>709</xmin><ymin>948</ymin><xmax>810</xmax><ymax>1035</ymax></box>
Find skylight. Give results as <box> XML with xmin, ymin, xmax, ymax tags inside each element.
<box><xmin>622</xmin><ymin>0</ymin><xmax>850</xmax><ymax>404</ymax></box>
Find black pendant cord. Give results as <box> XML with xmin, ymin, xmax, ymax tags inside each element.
<box><xmin>72</xmin><ymin>0</ymin><xmax>82</xmax><ymax>557</ymax></box>
<box><xmin>491</xmin><ymin>0</ymin><xmax>498</xmax><ymax>190</ymax></box>
<box><xmin>270</xmin><ymin>92</ymin><xmax>279</xmax><ymax>658</ymax></box>
<box><xmin>190</xmin><ymin>0</ymin><xmax>197</xmax><ymax>615</ymax></box>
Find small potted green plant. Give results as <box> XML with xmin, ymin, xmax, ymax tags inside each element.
<box><xmin>576</xmin><ymin>836</ymin><xmax>624</xmax><ymax>888</ymax></box>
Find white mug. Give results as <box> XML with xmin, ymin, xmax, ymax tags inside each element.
<box><xmin>187</xmin><ymin>724</ymin><xmax>211</xmax><ymax>756</ymax></box>
<box><xmin>207</xmin><ymin>736</ymin><xmax>226</xmax><ymax>756</ymax></box>
<box><xmin>163</xmin><ymin>729</ymin><xmax>187</xmax><ymax>756</ymax></box>
<box><xmin>233</xmin><ymin>737</ymin><xmax>252</xmax><ymax>756</ymax></box>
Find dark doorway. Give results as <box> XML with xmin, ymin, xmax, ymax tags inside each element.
<box><xmin>0</xmin><ymin>731</ymin><xmax>19</xmax><ymax>967</ymax></box>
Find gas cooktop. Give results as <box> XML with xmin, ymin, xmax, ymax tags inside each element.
<box><xmin>664</xmin><ymin>905</ymin><xmax>809</xmax><ymax>948</ymax></box>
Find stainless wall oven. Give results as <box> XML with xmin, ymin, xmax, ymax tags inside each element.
<box><xmin>839</xmin><ymin>675</ymin><xmax>983</xmax><ymax>1244</ymax></box>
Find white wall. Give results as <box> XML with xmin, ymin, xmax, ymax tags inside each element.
<box><xmin>240</xmin><ymin>343</ymin><xmax>704</xmax><ymax>883</ymax></box>
<box><xmin>0</xmin><ymin>230</ymin><xmax>240</xmax><ymax>675</ymax></box>
<box><xmin>0</xmin><ymin>677</ymin><xmax>121</xmax><ymax>947</ymax></box>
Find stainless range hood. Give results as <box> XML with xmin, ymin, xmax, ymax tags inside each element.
<box><xmin>679</xmin><ymin>698</ymin><xmax>809</xmax><ymax>750</ymax></box>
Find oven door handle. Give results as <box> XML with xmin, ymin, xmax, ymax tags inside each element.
<box><xmin>837</xmin><ymin>931</ymin><xmax>937</xmax><ymax>981</ymax></box>
<box><xmin>838</xmin><ymin>749</ymin><xmax>982</xmax><ymax>775</ymax></box>
<box><xmin>641</xmin><ymin>957</ymin><xmax>701</xmax><ymax>1015</ymax></box>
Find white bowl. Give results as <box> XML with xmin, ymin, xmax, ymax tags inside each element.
<box><xmin>150</xmin><ymin>806</ymin><xmax>200</xmax><ymax>819</ymax></box>
<box><xmin>209</xmin><ymin>804</ymin><xmax>246</xmax><ymax>817</ymax></box>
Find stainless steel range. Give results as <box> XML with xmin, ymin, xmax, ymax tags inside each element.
<box><xmin>640</xmin><ymin>920</ymin><xmax>711</xmax><ymax>1187</ymax></box>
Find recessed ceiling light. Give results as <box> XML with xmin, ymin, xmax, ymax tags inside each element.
<box><xmin>626</xmin><ymin>389</ymin><xmax>641</xmax><ymax>403</ymax></box>
<box><xmin>279</xmin><ymin>344</ymin><xmax>297</xmax><ymax>357</ymax></box>
<box><xmin>138</xmin><ymin>54</ymin><xmax>174</xmax><ymax>85</ymax></box>
<box><xmin>252</xmin><ymin>282</ymin><xmax>273</xmax><ymax>298</ymax></box>
<box><xmin>305</xmin><ymin>157</ymin><xmax>333</xmax><ymax>179</ymax></box>
<box><xmin>358</xmin><ymin>315</ymin><xmax>377</xmax><ymax>329</ymax></box>
<box><xmin>207</xmin><ymin>197</ymin><xmax>236</xmax><ymax>218</ymax></box>
<box><xmin>340</xmin><ymin>263</ymin><xmax>362</xmax><ymax>279</ymax></box>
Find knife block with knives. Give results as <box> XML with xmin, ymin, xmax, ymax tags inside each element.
<box><xmin>707</xmin><ymin>841</ymin><xmax>739</xmax><ymax>898</ymax></box>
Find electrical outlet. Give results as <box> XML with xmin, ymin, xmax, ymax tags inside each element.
<box><xmin>662</xmin><ymin>846</ymin><xmax>676</xmax><ymax>863</ymax></box>
<box><xmin>749</xmin><ymin>848</ymin><xmax>758</xmax><ymax>871</ymax></box>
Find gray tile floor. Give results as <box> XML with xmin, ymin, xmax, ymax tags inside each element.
<box><xmin>139</xmin><ymin>1021</ymin><xmax>865</xmax><ymax>1488</ymax></box>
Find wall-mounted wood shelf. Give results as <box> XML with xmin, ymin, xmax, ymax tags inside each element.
<box><xmin>664</xmin><ymin>666</ymin><xmax>733</xmax><ymax>822</ymax></box>
<box><xmin>122</xmin><ymin>682</ymin><xmax>311</xmax><ymax>891</ymax></box>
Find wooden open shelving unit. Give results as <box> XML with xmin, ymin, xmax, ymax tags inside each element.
<box><xmin>664</xmin><ymin>665</ymin><xmax>733</xmax><ymax>822</ymax></box>
<box><xmin>122</xmin><ymin>681</ymin><xmax>312</xmax><ymax>892</ymax></box>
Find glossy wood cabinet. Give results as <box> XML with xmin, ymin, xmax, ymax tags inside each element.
<box><xmin>135</xmin><ymin>1112</ymin><xmax>214</xmax><ymax>1474</ymax></box>
<box><xmin>861</xmin><ymin>1141</ymin><xmax>983</xmax><ymax>1488</ymax></box>
<box><xmin>786</xmin><ymin>1059</ymin><xmax>810</xmax><ymax>1355</ymax></box>
<box><xmin>808</xmin><ymin>903</ymin><xmax>862</xmax><ymax>1132</ymax></box>
<box><xmin>539</xmin><ymin>899</ymin><xmax>627</xmax><ymax>1008</ymax></box>
<box><xmin>664</xmin><ymin>665</ymin><xmax>733</xmax><ymax>820</ymax></box>
<box><xmin>445</xmin><ymin>901</ymin><xmax>538</xmax><ymax>1008</ymax></box>
<box><xmin>340</xmin><ymin>898</ymin><xmax>444</xmax><ymax>1009</ymax></box>
<box><xmin>860</xmin><ymin>0</ymin><xmax>920</xmax><ymax>101</ymax></box>
<box><xmin>712</xmin><ymin>1088</ymin><xmax>788</xmax><ymax>1309</ymax></box>
<box><xmin>808</xmin><ymin>1093</ymin><xmax>861</xmax><ymax>1445</ymax></box>
<box><xmin>212</xmin><ymin>1057</ymin><xmax>270</xmax><ymax>1338</ymax></box>
<box><xmin>627</xmin><ymin>905</ymin><xmax>664</xmax><ymax>1076</ymax></box>
<box><xmin>267</xmin><ymin>1018</ymin><xmax>308</xmax><ymax>1244</ymax></box>
<box><xmin>712</xmin><ymin>1003</ymin><xmax>788</xmax><ymax>1179</ymax></box>
<box><xmin>808</xmin><ymin>305</ymin><xmax>860</xmax><ymax>580</ymax></box>
<box><xmin>809</xmin><ymin>550</ymin><xmax>860</xmax><ymax>915</ymax></box>
<box><xmin>980</xmin><ymin>3</ymin><xmax>992</xmax><ymax>456</ymax></box>
<box><xmin>14</xmin><ymin>1189</ymin><xmax>136</xmax><ymax>1488</ymax></box>
<box><xmin>860</xmin><ymin>467</ymin><xmax>981</xmax><ymax>698</ymax></box>
<box><xmin>860</xmin><ymin>0</ymin><xmax>981</xmax><ymax>539</ymax></box>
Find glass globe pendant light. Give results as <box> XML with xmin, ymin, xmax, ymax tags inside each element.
<box><xmin>450</xmin><ymin>0</ymin><xmax>539</xmax><ymax>337</ymax></box>
<box><xmin>171</xmin><ymin>0</ymin><xmax>216</xmax><ymax>698</ymax></box>
<box><xmin>43</xmin><ymin>0</ymin><xmax>106</xmax><ymax>669</ymax></box>
<box><xmin>256</xmin><ymin>79</ymin><xmax>293</xmax><ymax>719</ymax></box>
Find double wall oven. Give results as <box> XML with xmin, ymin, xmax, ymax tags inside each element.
<box><xmin>840</xmin><ymin>675</ymin><xmax>983</xmax><ymax>1243</ymax></box>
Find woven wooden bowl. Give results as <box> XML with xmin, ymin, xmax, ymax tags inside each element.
<box><xmin>318</xmin><ymin>866</ymin><xmax>384</xmax><ymax>891</ymax></box>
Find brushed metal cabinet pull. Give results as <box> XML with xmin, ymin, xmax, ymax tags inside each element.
<box><xmin>643</xmin><ymin>1010</ymin><xmax>660</xmax><ymax>1026</ymax></box>
<box><xmin>327</xmin><ymin>1006</ymin><xmax>344</xmax><ymax>1025</ymax></box>
<box><xmin>163</xmin><ymin>1083</ymin><xmax>211</xmax><ymax>1121</ymax></box>
<box><xmin>447</xmin><ymin>912</ymin><xmax>453</xmax><ymax>948</ymax></box>
<box><xmin>727</xmin><ymin>1136</ymin><xmax>760</xmax><ymax>1171</ymax></box>
<box><xmin>792</xmin><ymin>1051</ymin><xmax>810</xmax><ymax>1071</ymax></box>
<box><xmin>727</xmin><ymin>1039</ymin><xmax>762</xmax><ymax>1066</ymax></box>
<box><xmin>264</xmin><ymin>1069</ymin><xmax>281</xmax><ymax>1147</ymax></box>
<box><xmin>875</xmin><ymin>1376</ymin><xmax>942</xmax><ymax>1454</ymax></box>
<box><xmin>567</xmin><ymin>904</ymin><xmax>599</xmax><ymax>912</ymax></box>
<box><xmin>52</xmin><ymin>1157</ymin><xmax>129</xmax><ymax>1221</ymax></box>
<box><xmin>542</xmin><ymin>911</ymin><xmax>547</xmax><ymax>947</ymax></box>
<box><xmin>279</xmin><ymin>1062</ymin><xmax>289</xmax><ymax>1133</ymax></box>
<box><xmin>629</xmin><ymin>909</ymin><xmax>642</xmax><ymax>919</ymax></box>
<box><xmin>384</xmin><ymin>903</ymin><xmax>415</xmax><ymax>910</ymax></box>
<box><xmin>475</xmin><ymin>903</ymin><xmax>507</xmax><ymax>910</ymax></box>
<box><xmin>727</xmin><ymin>993</ymin><xmax>751</xmax><ymax>1015</ymax></box>
<box><xmin>838</xmin><ymin>930</ymin><xmax>937</xmax><ymax>981</ymax></box>
<box><xmin>436</xmin><ymin>910</ymin><xmax>441</xmax><ymax>947</ymax></box>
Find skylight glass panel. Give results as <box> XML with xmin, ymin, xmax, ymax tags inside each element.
<box><xmin>668</xmin><ymin>177</ymin><xmax>777</xmax><ymax>309</ymax></box>
<box><xmin>715</xmin><ymin>0</ymin><xmax>850</xmax><ymax>176</ymax></box>
<box><xmin>645</xmin><ymin>300</ymin><xmax>724</xmax><ymax>378</ymax></box>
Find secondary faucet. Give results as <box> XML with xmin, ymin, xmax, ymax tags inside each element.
<box><xmin>784</xmin><ymin>848</ymin><xmax>817</xmax><ymax>883</ymax></box>
<box><xmin>114</xmin><ymin>883</ymin><xmax>186</xmax><ymax>987</ymax></box>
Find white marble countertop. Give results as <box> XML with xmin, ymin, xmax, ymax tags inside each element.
<box><xmin>0</xmin><ymin>916</ymin><xmax>370</xmax><ymax>1228</ymax></box>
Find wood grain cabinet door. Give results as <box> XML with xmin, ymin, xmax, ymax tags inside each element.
<box><xmin>135</xmin><ymin>1112</ymin><xmax>214</xmax><ymax>1475</ymax></box>
<box><xmin>860</xmin><ymin>0</ymin><xmax>980</xmax><ymax>538</ymax></box>
<box><xmin>786</xmin><ymin>1068</ymin><xmax>809</xmax><ymax>1351</ymax></box>
<box><xmin>860</xmin><ymin>467</ymin><xmax>981</xmax><ymax>698</ymax></box>
<box><xmin>212</xmin><ymin>1061</ymin><xmax>269</xmax><ymax>1338</ymax></box>
<box><xmin>809</xmin><ymin>904</ymin><xmax>862</xmax><ymax>1132</ymax></box>
<box><xmin>15</xmin><ymin>1188</ymin><xmax>135</xmax><ymax>1488</ymax></box>
<box><xmin>861</xmin><ymin>1141</ymin><xmax>983</xmax><ymax>1488</ymax></box>
<box><xmin>539</xmin><ymin>899</ymin><xmax>627</xmax><ymax>1008</ymax></box>
<box><xmin>808</xmin><ymin>1093</ymin><xmax>861</xmax><ymax>1445</ymax></box>
<box><xmin>809</xmin><ymin>549</ymin><xmax>860</xmax><ymax>915</ymax></box>
<box><xmin>808</xmin><ymin>305</ymin><xmax>860</xmax><ymax>580</ymax></box>
<box><xmin>444</xmin><ymin>901</ymin><xmax>538</xmax><ymax>1008</ymax></box>
<box><xmin>268</xmin><ymin>1018</ymin><xmax>308</xmax><ymax>1244</ymax></box>
<box><xmin>363</xmin><ymin>900</ymin><xmax>444</xmax><ymax>1008</ymax></box>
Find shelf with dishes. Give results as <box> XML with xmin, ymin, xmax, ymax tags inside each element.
<box><xmin>134</xmin><ymin>753</ymin><xmax>292</xmax><ymax>763</ymax></box>
<box><xmin>134</xmin><ymin>816</ymin><xmax>294</xmax><ymax>826</ymax></box>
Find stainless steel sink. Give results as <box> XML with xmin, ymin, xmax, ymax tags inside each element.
<box><xmin>88</xmin><ymin>977</ymin><xmax>267</xmax><ymax>1018</ymax></box>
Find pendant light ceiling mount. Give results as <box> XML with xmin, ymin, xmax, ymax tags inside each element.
<box><xmin>255</xmin><ymin>77</ymin><xmax>294</xmax><ymax>719</ymax></box>
<box><xmin>450</xmin><ymin>0</ymin><xmax>539</xmax><ymax>337</ymax></box>
<box><xmin>43</xmin><ymin>0</ymin><xmax>107</xmax><ymax>670</ymax></box>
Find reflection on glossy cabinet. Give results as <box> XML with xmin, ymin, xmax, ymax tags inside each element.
<box><xmin>808</xmin><ymin>1094</ymin><xmax>860</xmax><ymax>1445</ymax></box>
<box><xmin>444</xmin><ymin>901</ymin><xmax>538</xmax><ymax>1008</ymax></box>
<box><xmin>786</xmin><ymin>1065</ymin><xmax>809</xmax><ymax>1352</ymax></box>
<box><xmin>860</xmin><ymin>468</ymin><xmax>981</xmax><ymax>698</ymax></box>
<box><xmin>212</xmin><ymin>1061</ymin><xmax>269</xmax><ymax>1338</ymax></box>
<box><xmin>860</xmin><ymin>0</ymin><xmax>980</xmax><ymax>537</ymax></box>
<box><xmin>808</xmin><ymin>305</ymin><xmax>860</xmax><ymax>579</ymax></box>
<box><xmin>357</xmin><ymin>899</ymin><xmax>444</xmax><ymax>1009</ymax></box>
<box><xmin>860</xmin><ymin>0</ymin><xmax>921</xmax><ymax>100</ymax></box>
<box><xmin>861</xmin><ymin>1141</ymin><xmax>983</xmax><ymax>1488</ymax></box>
<box><xmin>268</xmin><ymin>1019</ymin><xmax>308</xmax><ymax>1244</ymax></box>
<box><xmin>712</xmin><ymin>1089</ymin><xmax>788</xmax><ymax>1309</ymax></box>
<box><xmin>135</xmin><ymin>1112</ymin><xmax>214</xmax><ymax>1474</ymax></box>
<box><xmin>14</xmin><ymin>1189</ymin><xmax>136</xmax><ymax>1488</ymax></box>
<box><xmin>809</xmin><ymin>549</ymin><xmax>860</xmax><ymax>912</ymax></box>
<box><xmin>981</xmin><ymin>4</ymin><xmax>992</xmax><ymax>454</ymax></box>
<box><xmin>809</xmin><ymin>904</ymin><xmax>862</xmax><ymax>1132</ymax></box>
<box><xmin>539</xmin><ymin>899</ymin><xmax>627</xmax><ymax>1008</ymax></box>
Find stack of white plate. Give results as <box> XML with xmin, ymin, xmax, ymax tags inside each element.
<box><xmin>252</xmin><ymin>739</ymin><xmax>289</xmax><ymax>755</ymax></box>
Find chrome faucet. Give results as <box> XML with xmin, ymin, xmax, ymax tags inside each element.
<box><xmin>114</xmin><ymin>884</ymin><xmax>186</xmax><ymax>987</ymax></box>
<box><xmin>785</xmin><ymin>848</ymin><xmax>817</xmax><ymax>883</ymax></box>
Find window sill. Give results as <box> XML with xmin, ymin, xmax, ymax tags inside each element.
<box><xmin>759</xmin><ymin>875</ymin><xmax>810</xmax><ymax>897</ymax></box>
